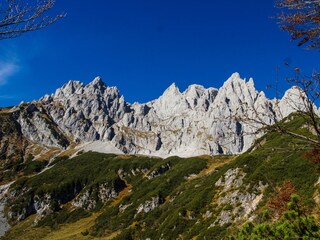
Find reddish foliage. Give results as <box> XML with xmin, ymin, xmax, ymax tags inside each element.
<box><xmin>276</xmin><ymin>0</ymin><xmax>320</xmax><ymax>48</ymax></box>
<box><xmin>305</xmin><ymin>147</ymin><xmax>320</xmax><ymax>172</ymax></box>
<box><xmin>267</xmin><ymin>181</ymin><xmax>296</xmax><ymax>219</ymax></box>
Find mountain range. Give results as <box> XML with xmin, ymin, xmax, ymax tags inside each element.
<box><xmin>1</xmin><ymin>72</ymin><xmax>309</xmax><ymax>159</ymax></box>
<box><xmin>0</xmin><ymin>72</ymin><xmax>319</xmax><ymax>239</ymax></box>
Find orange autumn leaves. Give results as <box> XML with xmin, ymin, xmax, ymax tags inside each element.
<box><xmin>267</xmin><ymin>181</ymin><xmax>297</xmax><ymax>219</ymax></box>
<box><xmin>276</xmin><ymin>0</ymin><xmax>320</xmax><ymax>48</ymax></box>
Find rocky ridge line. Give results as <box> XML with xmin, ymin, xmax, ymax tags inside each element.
<box><xmin>6</xmin><ymin>72</ymin><xmax>310</xmax><ymax>157</ymax></box>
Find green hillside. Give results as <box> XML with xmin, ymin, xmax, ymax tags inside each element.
<box><xmin>1</xmin><ymin>114</ymin><xmax>319</xmax><ymax>240</ymax></box>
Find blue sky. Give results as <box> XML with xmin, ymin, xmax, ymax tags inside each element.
<box><xmin>0</xmin><ymin>0</ymin><xmax>319</xmax><ymax>107</ymax></box>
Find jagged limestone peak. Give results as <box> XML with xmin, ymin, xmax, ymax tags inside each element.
<box><xmin>6</xmin><ymin>72</ymin><xmax>307</xmax><ymax>157</ymax></box>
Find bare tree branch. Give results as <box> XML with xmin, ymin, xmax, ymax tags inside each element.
<box><xmin>0</xmin><ymin>0</ymin><xmax>65</xmax><ymax>40</ymax></box>
<box><xmin>236</xmin><ymin>65</ymin><xmax>320</xmax><ymax>151</ymax></box>
<box><xmin>276</xmin><ymin>0</ymin><xmax>320</xmax><ymax>49</ymax></box>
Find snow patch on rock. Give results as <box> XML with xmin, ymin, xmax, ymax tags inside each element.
<box><xmin>77</xmin><ymin>141</ymin><xmax>123</xmax><ymax>155</ymax></box>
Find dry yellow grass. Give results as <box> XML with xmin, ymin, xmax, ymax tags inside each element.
<box><xmin>2</xmin><ymin>215</ymin><xmax>52</xmax><ymax>240</ymax></box>
<box><xmin>39</xmin><ymin>211</ymin><xmax>123</xmax><ymax>240</ymax></box>
<box><xmin>42</xmin><ymin>213</ymin><xmax>99</xmax><ymax>240</ymax></box>
<box><xmin>313</xmin><ymin>183</ymin><xmax>320</xmax><ymax>222</ymax></box>
<box><xmin>37</xmin><ymin>148</ymin><xmax>61</xmax><ymax>161</ymax></box>
<box><xmin>187</xmin><ymin>155</ymin><xmax>237</xmax><ymax>180</ymax></box>
<box><xmin>4</xmin><ymin>212</ymin><xmax>121</xmax><ymax>240</ymax></box>
<box><xmin>0</xmin><ymin>107</ymin><xmax>11</xmax><ymax>113</ymax></box>
<box><xmin>114</xmin><ymin>154</ymin><xmax>133</xmax><ymax>160</ymax></box>
<box><xmin>110</xmin><ymin>184</ymin><xmax>132</xmax><ymax>207</ymax></box>
<box><xmin>57</xmin><ymin>143</ymin><xmax>79</xmax><ymax>157</ymax></box>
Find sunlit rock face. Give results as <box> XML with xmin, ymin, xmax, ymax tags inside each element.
<box><xmin>9</xmin><ymin>73</ymin><xmax>304</xmax><ymax>157</ymax></box>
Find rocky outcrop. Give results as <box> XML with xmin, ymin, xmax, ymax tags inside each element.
<box><xmin>213</xmin><ymin>168</ymin><xmax>267</xmax><ymax>226</ymax></box>
<box><xmin>2</xmin><ymin>73</ymin><xmax>310</xmax><ymax>157</ymax></box>
<box><xmin>6</xmin><ymin>176</ymin><xmax>126</xmax><ymax>224</ymax></box>
<box><xmin>147</xmin><ymin>163</ymin><xmax>171</xmax><ymax>179</ymax></box>
<box><xmin>0</xmin><ymin>183</ymin><xmax>11</xmax><ymax>237</ymax></box>
<box><xmin>33</xmin><ymin>194</ymin><xmax>54</xmax><ymax>224</ymax></box>
<box><xmin>136</xmin><ymin>195</ymin><xmax>164</xmax><ymax>214</ymax></box>
<box><xmin>72</xmin><ymin>180</ymin><xmax>126</xmax><ymax>210</ymax></box>
<box><xmin>15</xmin><ymin>104</ymin><xmax>69</xmax><ymax>149</ymax></box>
<box><xmin>6</xmin><ymin>186</ymin><xmax>36</xmax><ymax>222</ymax></box>
<box><xmin>0</xmin><ymin>112</ymin><xmax>28</xmax><ymax>163</ymax></box>
<box><xmin>6</xmin><ymin>180</ymin><xmax>83</xmax><ymax>223</ymax></box>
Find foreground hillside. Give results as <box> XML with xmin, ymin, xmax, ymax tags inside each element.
<box><xmin>0</xmin><ymin>114</ymin><xmax>319</xmax><ymax>239</ymax></box>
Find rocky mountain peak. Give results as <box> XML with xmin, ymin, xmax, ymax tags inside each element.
<box><xmin>247</xmin><ymin>77</ymin><xmax>255</xmax><ymax>89</ymax></box>
<box><xmin>4</xmin><ymin>72</ymin><xmax>308</xmax><ymax>158</ymax></box>
<box><xmin>87</xmin><ymin>76</ymin><xmax>105</xmax><ymax>88</ymax></box>
<box><xmin>220</xmin><ymin>73</ymin><xmax>242</xmax><ymax>91</ymax></box>
<box><xmin>278</xmin><ymin>86</ymin><xmax>309</xmax><ymax>118</ymax></box>
<box><xmin>162</xmin><ymin>82</ymin><xmax>180</xmax><ymax>96</ymax></box>
<box><xmin>85</xmin><ymin>76</ymin><xmax>108</xmax><ymax>94</ymax></box>
<box><xmin>183</xmin><ymin>84</ymin><xmax>205</xmax><ymax>98</ymax></box>
<box><xmin>227</xmin><ymin>72</ymin><xmax>241</xmax><ymax>82</ymax></box>
<box><xmin>150</xmin><ymin>83</ymin><xmax>190</xmax><ymax>118</ymax></box>
<box><xmin>54</xmin><ymin>80</ymin><xmax>84</xmax><ymax>99</ymax></box>
<box><xmin>214</xmin><ymin>73</ymin><xmax>254</xmax><ymax>109</ymax></box>
<box><xmin>91</xmin><ymin>76</ymin><xmax>103</xmax><ymax>84</ymax></box>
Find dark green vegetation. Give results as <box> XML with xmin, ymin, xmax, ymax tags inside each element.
<box><xmin>1</xmin><ymin>114</ymin><xmax>320</xmax><ymax>240</ymax></box>
<box><xmin>234</xmin><ymin>195</ymin><xmax>320</xmax><ymax>239</ymax></box>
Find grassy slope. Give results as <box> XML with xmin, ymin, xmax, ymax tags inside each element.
<box><xmin>2</xmin><ymin>114</ymin><xmax>320</xmax><ymax>240</ymax></box>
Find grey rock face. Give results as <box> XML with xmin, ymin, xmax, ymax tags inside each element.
<box><xmin>136</xmin><ymin>195</ymin><xmax>164</xmax><ymax>214</ymax></box>
<box><xmin>6</xmin><ymin>187</ymin><xmax>36</xmax><ymax>222</ymax></box>
<box><xmin>72</xmin><ymin>179</ymin><xmax>126</xmax><ymax>211</ymax></box>
<box><xmin>0</xmin><ymin>201</ymin><xmax>10</xmax><ymax>237</ymax></box>
<box><xmin>33</xmin><ymin>194</ymin><xmax>54</xmax><ymax>224</ymax></box>
<box><xmin>72</xmin><ymin>184</ymin><xmax>119</xmax><ymax>210</ymax></box>
<box><xmin>0</xmin><ymin>112</ymin><xmax>28</xmax><ymax>162</ymax></box>
<box><xmin>213</xmin><ymin>168</ymin><xmax>267</xmax><ymax>226</ymax></box>
<box><xmin>6</xmin><ymin>188</ymin><xmax>58</xmax><ymax>224</ymax></box>
<box><xmin>7</xmin><ymin>73</ymin><xmax>307</xmax><ymax>157</ymax></box>
<box><xmin>0</xmin><ymin>184</ymin><xmax>11</xmax><ymax>237</ymax></box>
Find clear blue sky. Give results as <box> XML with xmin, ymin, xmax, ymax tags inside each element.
<box><xmin>0</xmin><ymin>0</ymin><xmax>319</xmax><ymax>107</ymax></box>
